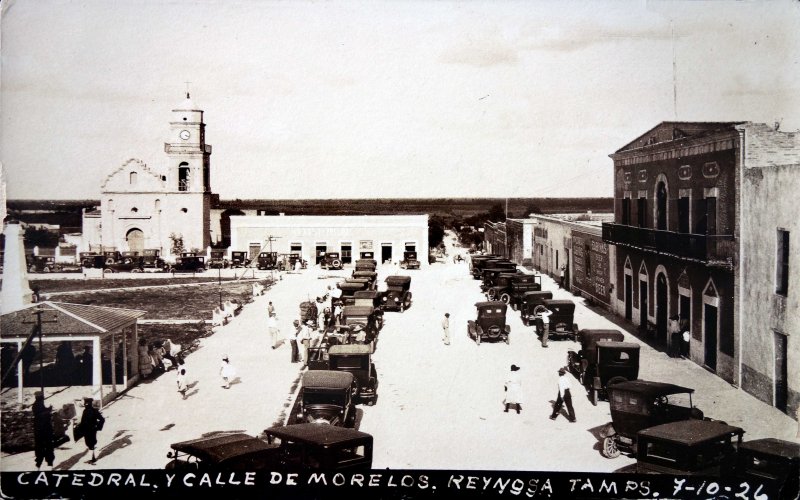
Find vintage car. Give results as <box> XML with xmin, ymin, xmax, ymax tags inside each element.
<box><xmin>339</xmin><ymin>305</ymin><xmax>382</xmax><ymax>344</ymax></box>
<box><xmin>79</xmin><ymin>252</ymin><xmax>104</xmax><ymax>268</ymax></box>
<box><xmin>480</xmin><ymin>268</ymin><xmax>522</xmax><ymax>292</ymax></box>
<box><xmin>622</xmin><ymin>420</ymin><xmax>744</xmax><ymax>476</ymax></box>
<box><xmin>166</xmin><ymin>425</ymin><xmax>373</xmax><ymax>471</ymax></box>
<box><xmin>257</xmin><ymin>251</ymin><xmax>279</xmax><ymax>270</ymax></box>
<box><xmin>532</xmin><ymin>299</ymin><xmax>579</xmax><ymax>341</ymax></box>
<box><xmin>345</xmin><ymin>277</ymin><xmax>373</xmax><ymax>291</ymax></box>
<box><xmin>279</xmin><ymin>253</ymin><xmax>307</xmax><ymax>270</ymax></box>
<box><xmin>469</xmin><ymin>255</ymin><xmax>501</xmax><ymax>279</ymax></box>
<box><xmin>567</xmin><ymin>330</ymin><xmax>640</xmax><ymax>405</ymax></box>
<box><xmin>27</xmin><ymin>256</ymin><xmax>61</xmax><ymax>273</ymax></box>
<box><xmin>382</xmin><ymin>276</ymin><xmax>412</xmax><ymax>312</ymax></box>
<box><xmin>229</xmin><ymin>251</ymin><xmax>249</xmax><ymax>268</ymax></box>
<box><xmin>207</xmin><ymin>250</ymin><xmax>228</xmax><ymax>269</ymax></box>
<box><xmin>295</xmin><ymin>370</ymin><xmax>356</xmax><ymax>427</ymax></box>
<box><xmin>467</xmin><ymin>301</ymin><xmax>510</xmax><ymax>345</ymax></box>
<box><xmin>102</xmin><ymin>251</ymin><xmax>123</xmax><ymax>265</ymax></box>
<box><xmin>337</xmin><ymin>281</ymin><xmax>370</xmax><ymax>307</ymax></box>
<box><xmin>105</xmin><ymin>256</ymin><xmax>145</xmax><ymax>273</ymax></box>
<box><xmin>141</xmin><ymin>249</ymin><xmax>168</xmax><ymax>270</ymax></box>
<box><xmin>400</xmin><ymin>251</ymin><xmax>421</xmax><ymax>270</ymax></box>
<box><xmin>735</xmin><ymin>438</ymin><xmax>800</xmax><ymax>500</ymax></box>
<box><xmin>351</xmin><ymin>271</ymin><xmax>378</xmax><ymax>289</ymax></box>
<box><xmin>354</xmin><ymin>258</ymin><xmax>377</xmax><ymax>272</ymax></box>
<box><xmin>599</xmin><ymin>380</ymin><xmax>706</xmax><ymax>459</ymax></box>
<box><xmin>320</xmin><ymin>252</ymin><xmax>344</xmax><ymax>270</ymax></box>
<box><xmin>327</xmin><ymin>344</ymin><xmax>378</xmax><ymax>405</ymax></box>
<box><xmin>353</xmin><ymin>291</ymin><xmax>385</xmax><ymax>329</ymax></box>
<box><xmin>484</xmin><ymin>273</ymin><xmax>541</xmax><ymax>307</ymax></box>
<box><xmin>519</xmin><ymin>290</ymin><xmax>553</xmax><ymax>325</ymax></box>
<box><xmin>170</xmin><ymin>255</ymin><xmax>206</xmax><ymax>273</ymax></box>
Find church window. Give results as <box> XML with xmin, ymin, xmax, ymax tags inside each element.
<box><xmin>129</xmin><ymin>171</ymin><xmax>138</xmax><ymax>185</ymax></box>
<box><xmin>155</xmin><ymin>199</ymin><xmax>161</xmax><ymax>210</ymax></box>
<box><xmin>178</xmin><ymin>163</ymin><xmax>190</xmax><ymax>191</ymax></box>
<box><xmin>181</xmin><ymin>208</ymin><xmax>188</xmax><ymax>213</ymax></box>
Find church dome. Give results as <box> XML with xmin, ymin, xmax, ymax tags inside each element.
<box><xmin>173</xmin><ymin>92</ymin><xmax>201</xmax><ymax>112</ymax></box>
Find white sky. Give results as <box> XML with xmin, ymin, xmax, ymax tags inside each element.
<box><xmin>1</xmin><ymin>0</ymin><xmax>799</xmax><ymax>200</ymax></box>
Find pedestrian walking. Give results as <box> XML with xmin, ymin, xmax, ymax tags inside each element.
<box><xmin>300</xmin><ymin>321</ymin><xmax>313</xmax><ymax>366</ymax></box>
<box><xmin>290</xmin><ymin>320</ymin><xmax>301</xmax><ymax>363</ymax></box>
<box><xmin>668</xmin><ymin>315</ymin><xmax>681</xmax><ymax>357</ymax></box>
<box><xmin>176</xmin><ymin>368</ymin><xmax>188</xmax><ymax>400</ymax></box>
<box><xmin>441</xmin><ymin>313</ymin><xmax>451</xmax><ymax>345</ymax></box>
<box><xmin>75</xmin><ymin>397</ymin><xmax>105</xmax><ymax>464</ymax></box>
<box><xmin>549</xmin><ymin>367</ymin><xmax>576</xmax><ymax>422</ymax></box>
<box><xmin>267</xmin><ymin>313</ymin><xmax>280</xmax><ymax>349</ymax></box>
<box><xmin>559</xmin><ymin>265</ymin><xmax>566</xmax><ymax>288</ymax></box>
<box><xmin>219</xmin><ymin>355</ymin><xmax>237</xmax><ymax>389</ymax></box>
<box><xmin>32</xmin><ymin>392</ymin><xmax>55</xmax><ymax>470</ymax></box>
<box><xmin>504</xmin><ymin>365</ymin><xmax>523</xmax><ymax>414</ymax></box>
<box><xmin>539</xmin><ymin>307</ymin><xmax>553</xmax><ymax>348</ymax></box>
<box><xmin>317</xmin><ymin>306</ymin><xmax>327</xmax><ymax>333</ymax></box>
<box><xmin>267</xmin><ymin>301</ymin><xmax>275</xmax><ymax>317</ymax></box>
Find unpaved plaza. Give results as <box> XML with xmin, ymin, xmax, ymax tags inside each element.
<box><xmin>1</xmin><ymin>236</ymin><xmax>797</xmax><ymax>472</ymax></box>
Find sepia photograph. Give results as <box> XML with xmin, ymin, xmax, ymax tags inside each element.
<box><xmin>1</xmin><ymin>1</ymin><xmax>799</xmax><ymax>498</ymax></box>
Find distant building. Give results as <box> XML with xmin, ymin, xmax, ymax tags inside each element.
<box><xmin>82</xmin><ymin>94</ymin><xmax>215</xmax><ymax>258</ymax></box>
<box><xmin>483</xmin><ymin>222</ymin><xmax>507</xmax><ymax>258</ymax></box>
<box><xmin>603</xmin><ymin>122</ymin><xmax>800</xmax><ymax>418</ymax></box>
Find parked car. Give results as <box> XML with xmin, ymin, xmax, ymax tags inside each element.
<box><xmin>519</xmin><ymin>290</ymin><xmax>553</xmax><ymax>325</ymax></box>
<box><xmin>353</xmin><ymin>291</ymin><xmax>385</xmax><ymax>329</ymax></box>
<box><xmin>480</xmin><ymin>268</ymin><xmax>522</xmax><ymax>292</ymax></box>
<box><xmin>337</xmin><ymin>282</ymin><xmax>369</xmax><ymax>307</ymax></box>
<box><xmin>567</xmin><ymin>329</ymin><xmax>640</xmax><ymax>405</ymax></box>
<box><xmin>532</xmin><ymin>299</ymin><xmax>579</xmax><ymax>341</ymax></box>
<box><xmin>170</xmin><ymin>256</ymin><xmax>206</xmax><ymax>273</ymax></box>
<box><xmin>105</xmin><ymin>256</ymin><xmax>145</xmax><ymax>273</ymax></box>
<box><xmin>102</xmin><ymin>251</ymin><xmax>123</xmax><ymax>265</ymax></box>
<box><xmin>382</xmin><ymin>276</ymin><xmax>412</xmax><ymax>312</ymax></box>
<box><xmin>484</xmin><ymin>273</ymin><xmax>541</xmax><ymax>307</ymax></box>
<box><xmin>320</xmin><ymin>252</ymin><xmax>343</xmax><ymax>270</ymax></box>
<box><xmin>469</xmin><ymin>255</ymin><xmax>501</xmax><ymax>279</ymax></box>
<box><xmin>400</xmin><ymin>251</ymin><xmax>421</xmax><ymax>270</ymax></box>
<box><xmin>339</xmin><ymin>305</ymin><xmax>381</xmax><ymax>344</ymax></box>
<box><xmin>27</xmin><ymin>256</ymin><xmax>60</xmax><ymax>273</ymax></box>
<box><xmin>351</xmin><ymin>271</ymin><xmax>378</xmax><ymax>289</ymax></box>
<box><xmin>354</xmin><ymin>259</ymin><xmax>377</xmax><ymax>272</ymax></box>
<box><xmin>257</xmin><ymin>251</ymin><xmax>279</xmax><ymax>270</ymax></box>
<box><xmin>599</xmin><ymin>380</ymin><xmax>706</xmax><ymax>459</ymax></box>
<box><xmin>345</xmin><ymin>277</ymin><xmax>374</xmax><ymax>291</ymax></box>
<box><xmin>166</xmin><ymin>425</ymin><xmax>373</xmax><ymax>471</ymax></box>
<box><xmin>207</xmin><ymin>250</ymin><xmax>228</xmax><ymax>269</ymax></box>
<box><xmin>327</xmin><ymin>344</ymin><xmax>378</xmax><ymax>405</ymax></box>
<box><xmin>79</xmin><ymin>252</ymin><xmax>104</xmax><ymax>268</ymax></box>
<box><xmin>141</xmin><ymin>249</ymin><xmax>167</xmax><ymax>270</ymax></box>
<box><xmin>279</xmin><ymin>253</ymin><xmax>307</xmax><ymax>270</ymax></box>
<box><xmin>294</xmin><ymin>370</ymin><xmax>356</xmax><ymax>427</ymax></box>
<box><xmin>467</xmin><ymin>301</ymin><xmax>510</xmax><ymax>345</ymax></box>
<box><xmin>735</xmin><ymin>438</ymin><xmax>800</xmax><ymax>500</ymax></box>
<box><xmin>229</xmin><ymin>251</ymin><xmax>250</xmax><ymax>268</ymax></box>
<box><xmin>622</xmin><ymin>420</ymin><xmax>744</xmax><ymax>475</ymax></box>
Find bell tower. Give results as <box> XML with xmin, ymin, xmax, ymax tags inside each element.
<box><xmin>164</xmin><ymin>92</ymin><xmax>212</xmax><ymax>193</ymax></box>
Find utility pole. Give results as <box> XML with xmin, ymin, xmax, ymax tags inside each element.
<box><xmin>22</xmin><ymin>305</ymin><xmax>58</xmax><ymax>399</ymax></box>
<box><xmin>265</xmin><ymin>235</ymin><xmax>281</xmax><ymax>282</ymax></box>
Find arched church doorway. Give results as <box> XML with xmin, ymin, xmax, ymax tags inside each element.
<box><xmin>126</xmin><ymin>228</ymin><xmax>144</xmax><ymax>254</ymax></box>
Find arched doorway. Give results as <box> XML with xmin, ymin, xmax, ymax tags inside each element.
<box><xmin>656</xmin><ymin>273</ymin><xmax>668</xmax><ymax>347</ymax></box>
<box><xmin>126</xmin><ymin>228</ymin><xmax>144</xmax><ymax>254</ymax></box>
<box><xmin>656</xmin><ymin>181</ymin><xmax>668</xmax><ymax>230</ymax></box>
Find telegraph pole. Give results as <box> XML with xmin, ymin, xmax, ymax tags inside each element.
<box><xmin>22</xmin><ymin>305</ymin><xmax>58</xmax><ymax>398</ymax></box>
<box><xmin>265</xmin><ymin>235</ymin><xmax>281</xmax><ymax>282</ymax></box>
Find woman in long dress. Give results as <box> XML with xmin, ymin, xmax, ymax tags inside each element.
<box><xmin>504</xmin><ymin>364</ymin><xmax>523</xmax><ymax>414</ymax></box>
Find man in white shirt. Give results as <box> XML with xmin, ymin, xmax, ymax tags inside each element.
<box><xmin>539</xmin><ymin>308</ymin><xmax>553</xmax><ymax>348</ymax></box>
<box><xmin>549</xmin><ymin>367</ymin><xmax>576</xmax><ymax>422</ymax></box>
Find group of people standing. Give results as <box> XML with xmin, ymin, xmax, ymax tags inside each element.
<box><xmin>502</xmin><ymin>364</ymin><xmax>576</xmax><ymax>423</ymax></box>
<box><xmin>32</xmin><ymin>393</ymin><xmax>105</xmax><ymax>469</ymax></box>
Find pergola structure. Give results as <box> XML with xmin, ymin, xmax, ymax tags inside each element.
<box><xmin>1</xmin><ymin>301</ymin><xmax>146</xmax><ymax>407</ymax></box>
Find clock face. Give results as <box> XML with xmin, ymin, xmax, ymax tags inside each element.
<box><xmin>179</xmin><ymin>130</ymin><xmax>190</xmax><ymax>140</ymax></box>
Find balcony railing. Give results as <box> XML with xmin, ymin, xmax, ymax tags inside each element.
<box><xmin>602</xmin><ymin>223</ymin><xmax>735</xmax><ymax>267</ymax></box>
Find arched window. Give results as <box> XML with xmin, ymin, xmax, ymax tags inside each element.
<box><xmin>107</xmin><ymin>199</ymin><xmax>114</xmax><ymax>211</ymax></box>
<box><xmin>656</xmin><ymin>179</ymin><xmax>668</xmax><ymax>230</ymax></box>
<box><xmin>178</xmin><ymin>162</ymin><xmax>190</xmax><ymax>191</ymax></box>
<box><xmin>129</xmin><ymin>171</ymin><xmax>138</xmax><ymax>185</ymax></box>
<box><xmin>154</xmin><ymin>199</ymin><xmax>161</xmax><ymax>211</ymax></box>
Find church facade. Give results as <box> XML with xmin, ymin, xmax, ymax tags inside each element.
<box><xmin>82</xmin><ymin>95</ymin><xmax>214</xmax><ymax>257</ymax></box>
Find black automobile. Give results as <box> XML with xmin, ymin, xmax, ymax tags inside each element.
<box><xmin>352</xmin><ymin>291</ymin><xmax>385</xmax><ymax>329</ymax></box>
<box><xmin>105</xmin><ymin>256</ymin><xmax>145</xmax><ymax>273</ymax></box>
<box><xmin>79</xmin><ymin>252</ymin><xmax>103</xmax><ymax>268</ymax></box>
<box><xmin>339</xmin><ymin>305</ymin><xmax>382</xmax><ymax>345</ymax></box>
<box><xmin>321</xmin><ymin>252</ymin><xmax>344</xmax><ymax>270</ymax></box>
<box><xmin>400</xmin><ymin>251</ymin><xmax>420</xmax><ymax>270</ymax></box>
<box><xmin>354</xmin><ymin>259</ymin><xmax>377</xmax><ymax>273</ymax></box>
<box><xmin>230</xmin><ymin>251</ymin><xmax>249</xmax><ymax>268</ymax></box>
<box><xmin>599</xmin><ymin>380</ymin><xmax>706</xmax><ymax>459</ymax></box>
<box><xmin>295</xmin><ymin>370</ymin><xmax>356</xmax><ymax>427</ymax></box>
<box><xmin>141</xmin><ymin>249</ymin><xmax>168</xmax><ymax>270</ymax></box>
<box><xmin>469</xmin><ymin>255</ymin><xmax>501</xmax><ymax>279</ymax></box>
<box><xmin>519</xmin><ymin>290</ymin><xmax>553</xmax><ymax>325</ymax></box>
<box><xmin>337</xmin><ymin>281</ymin><xmax>369</xmax><ymax>307</ymax></box>
<box><xmin>480</xmin><ymin>268</ymin><xmax>522</xmax><ymax>292</ymax></box>
<box><xmin>327</xmin><ymin>344</ymin><xmax>378</xmax><ymax>405</ymax></box>
<box><xmin>533</xmin><ymin>299</ymin><xmax>579</xmax><ymax>341</ymax></box>
<box><xmin>257</xmin><ymin>251</ymin><xmax>279</xmax><ymax>270</ymax></box>
<box><xmin>351</xmin><ymin>271</ymin><xmax>378</xmax><ymax>289</ymax></box>
<box><xmin>345</xmin><ymin>277</ymin><xmax>373</xmax><ymax>291</ymax></box>
<box><xmin>170</xmin><ymin>256</ymin><xmax>206</xmax><ymax>273</ymax></box>
<box><xmin>467</xmin><ymin>301</ymin><xmax>510</xmax><ymax>345</ymax></box>
<box><xmin>166</xmin><ymin>425</ymin><xmax>373</xmax><ymax>471</ymax></box>
<box><xmin>208</xmin><ymin>250</ymin><xmax>228</xmax><ymax>269</ymax></box>
<box><xmin>27</xmin><ymin>256</ymin><xmax>61</xmax><ymax>273</ymax></box>
<box><xmin>567</xmin><ymin>329</ymin><xmax>640</xmax><ymax>405</ymax></box>
<box><xmin>623</xmin><ymin>420</ymin><xmax>744</xmax><ymax>476</ymax></box>
<box><xmin>735</xmin><ymin>438</ymin><xmax>800</xmax><ymax>500</ymax></box>
<box><xmin>484</xmin><ymin>273</ymin><xmax>541</xmax><ymax>308</ymax></box>
<box><xmin>382</xmin><ymin>276</ymin><xmax>412</xmax><ymax>312</ymax></box>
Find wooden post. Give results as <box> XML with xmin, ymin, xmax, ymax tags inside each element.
<box><xmin>110</xmin><ymin>331</ymin><xmax>117</xmax><ymax>395</ymax></box>
<box><xmin>122</xmin><ymin>326</ymin><xmax>128</xmax><ymax>388</ymax></box>
<box><xmin>16</xmin><ymin>340</ymin><xmax>23</xmax><ymax>405</ymax></box>
<box><xmin>92</xmin><ymin>337</ymin><xmax>102</xmax><ymax>405</ymax></box>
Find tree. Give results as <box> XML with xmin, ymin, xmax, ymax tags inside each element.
<box><xmin>23</xmin><ymin>227</ymin><xmax>59</xmax><ymax>248</ymax></box>
<box><xmin>487</xmin><ymin>203</ymin><xmax>506</xmax><ymax>222</ymax></box>
<box><xmin>428</xmin><ymin>216</ymin><xmax>445</xmax><ymax>249</ymax></box>
<box><xmin>169</xmin><ymin>233</ymin><xmax>185</xmax><ymax>256</ymax></box>
<box><xmin>525</xmin><ymin>203</ymin><xmax>543</xmax><ymax>216</ymax></box>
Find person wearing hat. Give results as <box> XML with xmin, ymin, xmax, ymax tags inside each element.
<box><xmin>76</xmin><ymin>397</ymin><xmax>104</xmax><ymax>464</ymax></box>
<box><xmin>550</xmin><ymin>367</ymin><xmax>576</xmax><ymax>423</ymax></box>
<box><xmin>32</xmin><ymin>392</ymin><xmax>55</xmax><ymax>470</ymax></box>
<box><xmin>219</xmin><ymin>355</ymin><xmax>237</xmax><ymax>389</ymax></box>
<box><xmin>441</xmin><ymin>313</ymin><xmax>451</xmax><ymax>345</ymax></box>
<box><xmin>290</xmin><ymin>320</ymin><xmax>301</xmax><ymax>363</ymax></box>
<box><xmin>539</xmin><ymin>307</ymin><xmax>553</xmax><ymax>348</ymax></box>
<box><xmin>504</xmin><ymin>365</ymin><xmax>523</xmax><ymax>414</ymax></box>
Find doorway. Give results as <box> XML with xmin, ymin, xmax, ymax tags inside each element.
<box><xmin>381</xmin><ymin>244</ymin><xmax>392</xmax><ymax>264</ymax></box>
<box><xmin>703</xmin><ymin>304</ymin><xmax>718</xmax><ymax>371</ymax></box>
<box><xmin>639</xmin><ymin>280</ymin><xmax>648</xmax><ymax>330</ymax></box>
<box><xmin>624</xmin><ymin>275</ymin><xmax>633</xmax><ymax>320</ymax></box>
<box><xmin>774</xmin><ymin>332</ymin><xmax>788</xmax><ymax>412</ymax></box>
<box><xmin>316</xmin><ymin>244</ymin><xmax>327</xmax><ymax>265</ymax></box>
<box><xmin>126</xmin><ymin>228</ymin><xmax>144</xmax><ymax>254</ymax></box>
<box><xmin>656</xmin><ymin>273</ymin><xmax>668</xmax><ymax>346</ymax></box>
<box><xmin>656</xmin><ymin>182</ymin><xmax>668</xmax><ymax>230</ymax></box>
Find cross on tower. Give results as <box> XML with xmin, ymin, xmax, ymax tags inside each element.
<box><xmin>184</xmin><ymin>81</ymin><xmax>192</xmax><ymax>99</ymax></box>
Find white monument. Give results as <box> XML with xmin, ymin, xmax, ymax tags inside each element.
<box><xmin>1</xmin><ymin>221</ymin><xmax>34</xmax><ymax>314</ymax></box>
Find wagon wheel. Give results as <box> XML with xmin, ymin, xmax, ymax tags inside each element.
<box><xmin>499</xmin><ymin>293</ymin><xmax>511</xmax><ymax>305</ymax></box>
<box><xmin>602</xmin><ymin>437</ymin><xmax>620</xmax><ymax>459</ymax></box>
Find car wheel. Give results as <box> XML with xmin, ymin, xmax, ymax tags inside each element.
<box><xmin>131</xmin><ymin>268</ymin><xmax>142</xmax><ymax>273</ymax></box>
<box><xmin>197</xmin><ymin>267</ymin><xmax>205</xmax><ymax>273</ymax></box>
<box><xmin>499</xmin><ymin>293</ymin><xmax>511</xmax><ymax>305</ymax></box>
<box><xmin>43</xmin><ymin>266</ymin><xmax>51</xmax><ymax>273</ymax></box>
<box><xmin>602</xmin><ymin>437</ymin><xmax>620</xmax><ymax>459</ymax></box>
<box><xmin>105</xmin><ymin>268</ymin><xmax>115</xmax><ymax>274</ymax></box>
<box><xmin>105</xmin><ymin>257</ymin><xmax>115</xmax><ymax>265</ymax></box>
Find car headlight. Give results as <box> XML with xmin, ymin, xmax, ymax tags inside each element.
<box><xmin>394</xmin><ymin>297</ymin><xmax>399</xmax><ymax>302</ymax></box>
<box><xmin>382</xmin><ymin>297</ymin><xmax>387</xmax><ymax>302</ymax></box>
